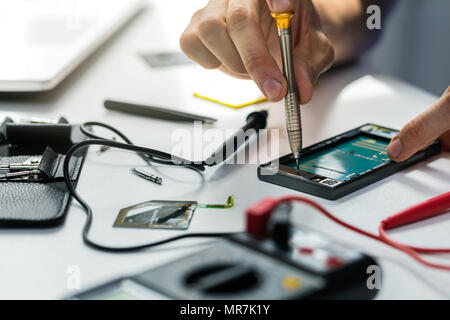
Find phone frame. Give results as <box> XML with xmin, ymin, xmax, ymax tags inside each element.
<box><xmin>258</xmin><ymin>124</ymin><xmax>441</xmax><ymax>200</ymax></box>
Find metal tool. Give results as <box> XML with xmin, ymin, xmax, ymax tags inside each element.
<box><xmin>271</xmin><ymin>12</ymin><xmax>302</xmax><ymax>169</ymax></box>
<box><xmin>104</xmin><ymin>100</ymin><xmax>217</xmax><ymax>124</ymax></box>
<box><xmin>0</xmin><ymin>158</ymin><xmax>40</xmax><ymax>172</ymax></box>
<box><xmin>0</xmin><ymin>169</ymin><xmax>42</xmax><ymax>181</ymax></box>
<box><xmin>131</xmin><ymin>168</ymin><xmax>163</xmax><ymax>185</ymax></box>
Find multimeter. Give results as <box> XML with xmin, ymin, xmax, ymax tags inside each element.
<box><xmin>258</xmin><ymin>124</ymin><xmax>441</xmax><ymax>200</ymax></box>
<box><xmin>71</xmin><ymin>204</ymin><xmax>379</xmax><ymax>300</ymax></box>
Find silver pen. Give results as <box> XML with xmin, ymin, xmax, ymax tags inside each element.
<box><xmin>271</xmin><ymin>12</ymin><xmax>302</xmax><ymax>169</ymax></box>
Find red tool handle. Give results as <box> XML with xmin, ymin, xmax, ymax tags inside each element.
<box><xmin>381</xmin><ymin>191</ymin><xmax>450</xmax><ymax>230</ymax></box>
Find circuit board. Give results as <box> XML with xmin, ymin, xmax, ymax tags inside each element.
<box><xmin>287</xmin><ymin>135</ymin><xmax>390</xmax><ymax>182</ymax></box>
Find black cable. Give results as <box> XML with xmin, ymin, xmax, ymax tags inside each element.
<box><xmin>63</xmin><ymin>129</ymin><xmax>234</xmax><ymax>253</ymax></box>
<box><xmin>80</xmin><ymin>109</ymin><xmax>268</xmax><ymax>169</ymax></box>
<box><xmin>63</xmin><ymin>113</ymin><xmax>268</xmax><ymax>252</ymax></box>
<box><xmin>80</xmin><ymin>122</ymin><xmax>207</xmax><ymax>170</ymax></box>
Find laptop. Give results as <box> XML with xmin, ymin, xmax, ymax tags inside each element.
<box><xmin>0</xmin><ymin>0</ymin><xmax>144</xmax><ymax>92</ymax></box>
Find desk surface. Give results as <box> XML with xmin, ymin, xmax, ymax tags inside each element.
<box><xmin>0</xmin><ymin>0</ymin><xmax>449</xmax><ymax>299</ymax></box>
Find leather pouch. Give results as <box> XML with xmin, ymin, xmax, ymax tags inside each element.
<box><xmin>0</xmin><ymin>117</ymin><xmax>86</xmax><ymax>227</ymax></box>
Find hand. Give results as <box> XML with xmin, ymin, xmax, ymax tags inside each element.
<box><xmin>387</xmin><ymin>86</ymin><xmax>450</xmax><ymax>161</ymax></box>
<box><xmin>180</xmin><ymin>0</ymin><xmax>335</xmax><ymax>104</ymax></box>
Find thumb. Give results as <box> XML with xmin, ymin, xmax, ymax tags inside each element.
<box><xmin>266</xmin><ymin>0</ymin><xmax>294</xmax><ymax>13</ymax></box>
<box><xmin>387</xmin><ymin>87</ymin><xmax>450</xmax><ymax>162</ymax></box>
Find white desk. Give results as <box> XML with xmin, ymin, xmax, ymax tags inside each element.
<box><xmin>0</xmin><ymin>0</ymin><xmax>449</xmax><ymax>299</ymax></box>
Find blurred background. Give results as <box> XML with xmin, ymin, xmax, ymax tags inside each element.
<box><xmin>363</xmin><ymin>0</ymin><xmax>450</xmax><ymax>96</ymax></box>
<box><xmin>0</xmin><ymin>0</ymin><xmax>447</xmax><ymax>96</ymax></box>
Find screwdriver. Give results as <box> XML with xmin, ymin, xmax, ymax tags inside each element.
<box><xmin>271</xmin><ymin>11</ymin><xmax>302</xmax><ymax>169</ymax></box>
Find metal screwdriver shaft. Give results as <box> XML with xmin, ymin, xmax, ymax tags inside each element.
<box><xmin>271</xmin><ymin>12</ymin><xmax>302</xmax><ymax>169</ymax></box>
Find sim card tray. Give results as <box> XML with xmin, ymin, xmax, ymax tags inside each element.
<box><xmin>114</xmin><ymin>200</ymin><xmax>198</xmax><ymax>230</ymax></box>
<box><xmin>114</xmin><ymin>196</ymin><xmax>235</xmax><ymax>230</ymax></box>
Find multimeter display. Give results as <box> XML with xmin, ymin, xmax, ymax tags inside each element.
<box><xmin>286</xmin><ymin>135</ymin><xmax>390</xmax><ymax>182</ymax></box>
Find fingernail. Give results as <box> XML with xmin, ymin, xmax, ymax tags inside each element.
<box><xmin>262</xmin><ymin>79</ymin><xmax>282</xmax><ymax>100</ymax></box>
<box><xmin>272</xmin><ymin>0</ymin><xmax>292</xmax><ymax>12</ymax></box>
<box><xmin>387</xmin><ymin>139</ymin><xmax>402</xmax><ymax>159</ymax></box>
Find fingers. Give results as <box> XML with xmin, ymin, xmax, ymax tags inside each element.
<box><xmin>180</xmin><ymin>0</ymin><xmax>334</xmax><ymax>104</ymax></box>
<box><xmin>218</xmin><ymin>65</ymin><xmax>251</xmax><ymax>80</ymax></box>
<box><xmin>440</xmin><ymin>130</ymin><xmax>450</xmax><ymax>150</ymax></box>
<box><xmin>291</xmin><ymin>3</ymin><xmax>335</xmax><ymax>104</ymax></box>
<box><xmin>266</xmin><ymin>0</ymin><xmax>294</xmax><ymax>13</ymax></box>
<box><xmin>293</xmin><ymin>58</ymin><xmax>314</xmax><ymax>104</ymax></box>
<box><xmin>180</xmin><ymin>0</ymin><xmax>286</xmax><ymax>100</ymax></box>
<box><xmin>387</xmin><ymin>87</ymin><xmax>450</xmax><ymax>162</ymax></box>
<box><xmin>291</xmin><ymin>38</ymin><xmax>334</xmax><ymax>104</ymax></box>
<box><xmin>180</xmin><ymin>9</ymin><xmax>222</xmax><ymax>69</ymax></box>
<box><xmin>227</xmin><ymin>0</ymin><xmax>287</xmax><ymax>101</ymax></box>
<box><xmin>197</xmin><ymin>0</ymin><xmax>247</xmax><ymax>75</ymax></box>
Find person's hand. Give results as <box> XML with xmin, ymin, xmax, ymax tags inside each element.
<box><xmin>387</xmin><ymin>86</ymin><xmax>450</xmax><ymax>161</ymax></box>
<box><xmin>180</xmin><ymin>0</ymin><xmax>334</xmax><ymax>104</ymax></box>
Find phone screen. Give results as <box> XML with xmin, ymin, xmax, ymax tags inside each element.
<box><xmin>286</xmin><ymin>135</ymin><xmax>391</xmax><ymax>182</ymax></box>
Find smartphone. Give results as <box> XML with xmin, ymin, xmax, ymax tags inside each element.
<box><xmin>258</xmin><ymin>124</ymin><xmax>441</xmax><ymax>200</ymax></box>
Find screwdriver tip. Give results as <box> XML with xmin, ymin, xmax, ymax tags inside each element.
<box><xmin>294</xmin><ymin>152</ymin><xmax>300</xmax><ymax>170</ymax></box>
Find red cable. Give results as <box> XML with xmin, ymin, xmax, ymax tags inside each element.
<box><xmin>270</xmin><ymin>194</ymin><xmax>450</xmax><ymax>271</ymax></box>
<box><xmin>378</xmin><ymin>224</ymin><xmax>450</xmax><ymax>270</ymax></box>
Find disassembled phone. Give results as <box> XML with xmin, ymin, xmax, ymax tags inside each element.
<box><xmin>258</xmin><ymin>124</ymin><xmax>441</xmax><ymax>200</ymax></box>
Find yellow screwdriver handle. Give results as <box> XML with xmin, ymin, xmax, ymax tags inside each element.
<box><xmin>271</xmin><ymin>12</ymin><xmax>293</xmax><ymax>29</ymax></box>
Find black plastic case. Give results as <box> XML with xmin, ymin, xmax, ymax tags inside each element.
<box><xmin>258</xmin><ymin>124</ymin><xmax>441</xmax><ymax>200</ymax></box>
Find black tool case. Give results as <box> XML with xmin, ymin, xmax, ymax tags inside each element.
<box><xmin>0</xmin><ymin>117</ymin><xmax>86</xmax><ymax>227</ymax></box>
